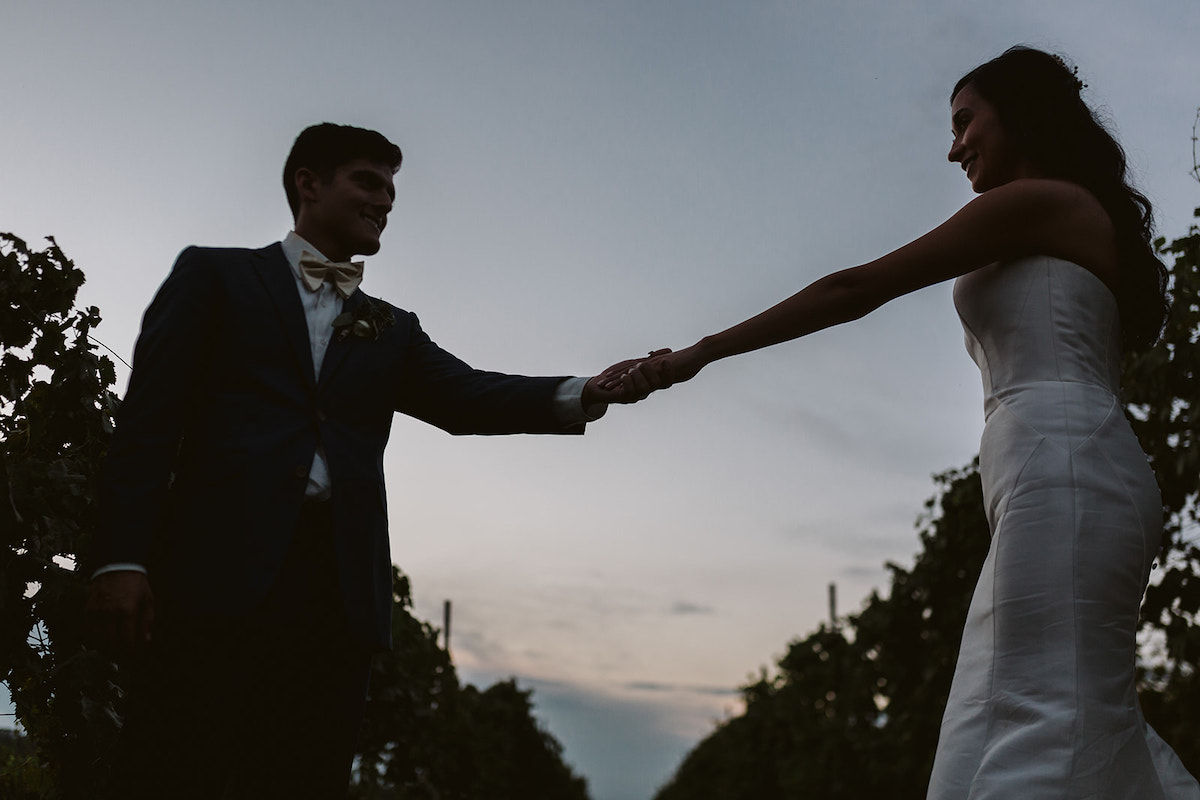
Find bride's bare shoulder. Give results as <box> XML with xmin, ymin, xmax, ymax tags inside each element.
<box><xmin>981</xmin><ymin>177</ymin><xmax>1106</xmax><ymax>217</ymax></box>
<box><xmin>976</xmin><ymin>178</ymin><xmax>1117</xmax><ymax>278</ymax></box>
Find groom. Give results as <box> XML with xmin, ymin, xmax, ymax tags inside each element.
<box><xmin>87</xmin><ymin>123</ymin><xmax>660</xmax><ymax>798</ymax></box>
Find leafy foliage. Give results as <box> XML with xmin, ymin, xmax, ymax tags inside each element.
<box><xmin>1124</xmin><ymin>209</ymin><xmax>1200</xmax><ymax>769</ymax></box>
<box><xmin>655</xmin><ymin>213</ymin><xmax>1200</xmax><ymax>798</ymax></box>
<box><xmin>351</xmin><ymin>567</ymin><xmax>590</xmax><ymax>800</ymax></box>
<box><xmin>0</xmin><ymin>234</ymin><xmax>589</xmax><ymax>798</ymax></box>
<box><xmin>0</xmin><ymin>233</ymin><xmax>122</xmax><ymax>798</ymax></box>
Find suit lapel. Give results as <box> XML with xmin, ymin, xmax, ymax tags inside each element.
<box><xmin>252</xmin><ymin>244</ymin><xmax>317</xmax><ymax>387</ymax></box>
<box><xmin>317</xmin><ymin>289</ymin><xmax>366</xmax><ymax>391</ymax></box>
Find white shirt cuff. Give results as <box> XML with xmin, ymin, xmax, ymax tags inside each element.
<box><xmin>554</xmin><ymin>376</ymin><xmax>607</xmax><ymax>425</ymax></box>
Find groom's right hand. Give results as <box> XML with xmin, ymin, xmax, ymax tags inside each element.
<box><xmin>87</xmin><ymin>570</ymin><xmax>154</xmax><ymax>654</ymax></box>
<box><xmin>591</xmin><ymin>349</ymin><xmax>676</xmax><ymax>403</ymax></box>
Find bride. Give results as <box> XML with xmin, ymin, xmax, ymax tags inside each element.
<box><xmin>613</xmin><ymin>47</ymin><xmax>1199</xmax><ymax>798</ymax></box>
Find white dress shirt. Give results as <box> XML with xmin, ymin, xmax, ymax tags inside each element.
<box><xmin>281</xmin><ymin>231</ymin><xmax>342</xmax><ymax>500</ymax></box>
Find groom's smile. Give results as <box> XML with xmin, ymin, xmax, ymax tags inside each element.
<box><xmin>362</xmin><ymin>210</ymin><xmax>385</xmax><ymax>235</ymax></box>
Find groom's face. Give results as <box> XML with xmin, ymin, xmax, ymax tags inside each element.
<box><xmin>300</xmin><ymin>158</ymin><xmax>396</xmax><ymax>261</ymax></box>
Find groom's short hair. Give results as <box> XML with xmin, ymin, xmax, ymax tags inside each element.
<box><xmin>283</xmin><ymin>123</ymin><xmax>403</xmax><ymax>219</ymax></box>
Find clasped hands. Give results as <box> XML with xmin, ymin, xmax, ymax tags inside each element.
<box><xmin>581</xmin><ymin>345</ymin><xmax>705</xmax><ymax>406</ymax></box>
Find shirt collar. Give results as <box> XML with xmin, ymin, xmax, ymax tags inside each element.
<box><xmin>281</xmin><ymin>231</ymin><xmax>330</xmax><ymax>279</ymax></box>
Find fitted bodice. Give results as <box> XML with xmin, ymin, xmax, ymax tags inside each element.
<box><xmin>954</xmin><ymin>255</ymin><xmax>1123</xmax><ymax>426</ymax></box>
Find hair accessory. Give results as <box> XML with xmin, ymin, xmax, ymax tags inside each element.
<box><xmin>1051</xmin><ymin>54</ymin><xmax>1087</xmax><ymax>93</ymax></box>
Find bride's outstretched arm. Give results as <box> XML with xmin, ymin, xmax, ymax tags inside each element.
<box><xmin>616</xmin><ymin>177</ymin><xmax>1112</xmax><ymax>394</ymax></box>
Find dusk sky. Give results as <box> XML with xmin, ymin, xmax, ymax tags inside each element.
<box><xmin>4</xmin><ymin>2</ymin><xmax>1199</xmax><ymax>798</ymax></box>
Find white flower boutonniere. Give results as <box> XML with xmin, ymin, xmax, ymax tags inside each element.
<box><xmin>332</xmin><ymin>298</ymin><xmax>396</xmax><ymax>342</ymax></box>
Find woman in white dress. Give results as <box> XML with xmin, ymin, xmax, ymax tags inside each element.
<box><xmin>613</xmin><ymin>47</ymin><xmax>1199</xmax><ymax>798</ymax></box>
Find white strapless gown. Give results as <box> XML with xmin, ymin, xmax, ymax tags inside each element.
<box><xmin>928</xmin><ymin>256</ymin><xmax>1199</xmax><ymax>799</ymax></box>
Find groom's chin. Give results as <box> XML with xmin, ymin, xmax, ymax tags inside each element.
<box><xmin>352</xmin><ymin>238</ymin><xmax>383</xmax><ymax>258</ymax></box>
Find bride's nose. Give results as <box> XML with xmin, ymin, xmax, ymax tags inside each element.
<box><xmin>948</xmin><ymin>137</ymin><xmax>964</xmax><ymax>163</ymax></box>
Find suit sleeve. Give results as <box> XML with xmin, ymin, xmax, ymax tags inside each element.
<box><xmin>392</xmin><ymin>311</ymin><xmax>580</xmax><ymax>436</ymax></box>
<box><xmin>91</xmin><ymin>247</ymin><xmax>216</xmax><ymax>569</ymax></box>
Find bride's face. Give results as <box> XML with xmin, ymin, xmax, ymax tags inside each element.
<box><xmin>947</xmin><ymin>83</ymin><xmax>1035</xmax><ymax>193</ymax></box>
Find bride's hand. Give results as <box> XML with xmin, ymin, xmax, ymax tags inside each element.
<box><xmin>584</xmin><ymin>350</ymin><xmax>673</xmax><ymax>405</ymax></box>
<box><xmin>642</xmin><ymin>345</ymin><xmax>706</xmax><ymax>387</ymax></box>
<box><xmin>603</xmin><ymin>345</ymin><xmax>707</xmax><ymax>400</ymax></box>
<box><xmin>596</xmin><ymin>353</ymin><xmax>666</xmax><ymax>388</ymax></box>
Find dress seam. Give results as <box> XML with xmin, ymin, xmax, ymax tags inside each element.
<box><xmin>1067</xmin><ymin>446</ymin><xmax>1084</xmax><ymax>791</ymax></box>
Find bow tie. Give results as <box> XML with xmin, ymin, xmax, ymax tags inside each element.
<box><xmin>298</xmin><ymin>252</ymin><xmax>364</xmax><ymax>299</ymax></box>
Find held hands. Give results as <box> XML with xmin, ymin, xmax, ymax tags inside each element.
<box><xmin>582</xmin><ymin>345</ymin><xmax>707</xmax><ymax>405</ymax></box>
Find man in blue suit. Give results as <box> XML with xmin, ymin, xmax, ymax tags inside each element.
<box><xmin>87</xmin><ymin>123</ymin><xmax>659</xmax><ymax>798</ymax></box>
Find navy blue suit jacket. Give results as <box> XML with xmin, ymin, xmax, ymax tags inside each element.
<box><xmin>95</xmin><ymin>243</ymin><xmax>578</xmax><ymax>649</ymax></box>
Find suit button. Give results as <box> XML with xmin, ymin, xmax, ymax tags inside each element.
<box><xmin>316</xmin><ymin>410</ymin><xmax>327</xmax><ymax>422</ymax></box>
<box><xmin>294</xmin><ymin>465</ymin><xmax>308</xmax><ymax>479</ymax></box>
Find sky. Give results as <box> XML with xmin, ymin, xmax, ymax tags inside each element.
<box><xmin>3</xmin><ymin>2</ymin><xmax>1199</xmax><ymax>798</ymax></box>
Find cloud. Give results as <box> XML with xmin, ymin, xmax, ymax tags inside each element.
<box><xmin>622</xmin><ymin>680</ymin><xmax>738</xmax><ymax>697</ymax></box>
<box><xmin>841</xmin><ymin>563</ymin><xmax>890</xmax><ymax>580</ymax></box>
<box><xmin>668</xmin><ymin>600</ymin><xmax>715</xmax><ymax>616</ymax></box>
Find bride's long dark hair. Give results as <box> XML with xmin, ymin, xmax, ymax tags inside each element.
<box><xmin>952</xmin><ymin>46</ymin><xmax>1168</xmax><ymax>352</ymax></box>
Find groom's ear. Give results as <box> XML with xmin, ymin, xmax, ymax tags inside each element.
<box><xmin>294</xmin><ymin>167</ymin><xmax>323</xmax><ymax>209</ymax></box>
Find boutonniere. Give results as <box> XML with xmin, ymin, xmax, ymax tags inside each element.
<box><xmin>332</xmin><ymin>297</ymin><xmax>396</xmax><ymax>342</ymax></box>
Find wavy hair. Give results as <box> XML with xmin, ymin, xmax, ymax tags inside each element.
<box><xmin>952</xmin><ymin>46</ymin><xmax>1168</xmax><ymax>351</ymax></box>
